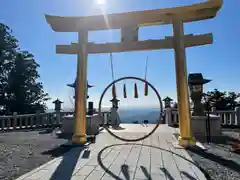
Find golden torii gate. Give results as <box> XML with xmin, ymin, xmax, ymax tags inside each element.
<box><xmin>45</xmin><ymin>0</ymin><xmax>222</xmax><ymax>146</ymax></box>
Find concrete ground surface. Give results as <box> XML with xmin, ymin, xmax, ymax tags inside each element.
<box><xmin>16</xmin><ymin>124</ymin><xmax>207</xmax><ymax>180</ymax></box>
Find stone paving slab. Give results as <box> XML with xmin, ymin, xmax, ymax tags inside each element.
<box><xmin>15</xmin><ymin>125</ymin><xmax>206</xmax><ymax>180</ymax></box>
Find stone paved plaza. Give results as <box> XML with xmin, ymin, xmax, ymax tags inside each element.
<box><xmin>16</xmin><ymin>125</ymin><xmax>207</xmax><ymax>180</ymax></box>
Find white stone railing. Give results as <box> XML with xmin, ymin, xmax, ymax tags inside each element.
<box><xmin>213</xmin><ymin>110</ymin><xmax>238</xmax><ymax>126</ymax></box>
<box><xmin>3</xmin><ymin>108</ymin><xmax>239</xmax><ymax>131</ymax></box>
<box><xmin>0</xmin><ymin>111</ymin><xmax>111</xmax><ymax>131</ymax></box>
<box><xmin>165</xmin><ymin>107</ymin><xmax>240</xmax><ymax>127</ymax></box>
<box><xmin>60</xmin><ymin>110</ymin><xmax>111</xmax><ymax>126</ymax></box>
<box><xmin>0</xmin><ymin>112</ymin><xmax>58</xmax><ymax>131</ymax></box>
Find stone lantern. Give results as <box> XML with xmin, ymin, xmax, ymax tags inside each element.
<box><xmin>53</xmin><ymin>99</ymin><xmax>63</xmax><ymax>125</ymax></box>
<box><xmin>53</xmin><ymin>99</ymin><xmax>63</xmax><ymax>111</ymax></box>
<box><xmin>163</xmin><ymin>96</ymin><xmax>173</xmax><ymax>108</ymax></box>
<box><xmin>110</xmin><ymin>97</ymin><xmax>120</xmax><ymax>109</ymax></box>
<box><xmin>67</xmin><ymin>79</ymin><xmax>94</xmax><ymax>99</ymax></box>
<box><xmin>188</xmin><ymin>73</ymin><xmax>211</xmax><ymax>116</ymax></box>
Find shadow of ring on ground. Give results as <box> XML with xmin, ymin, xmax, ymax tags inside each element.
<box><xmin>97</xmin><ymin>143</ymin><xmax>209</xmax><ymax>180</ymax></box>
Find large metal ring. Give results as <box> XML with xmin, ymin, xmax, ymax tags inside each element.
<box><xmin>98</xmin><ymin>76</ymin><xmax>163</xmax><ymax>142</ymax></box>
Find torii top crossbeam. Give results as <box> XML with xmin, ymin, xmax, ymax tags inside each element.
<box><xmin>45</xmin><ymin>0</ymin><xmax>222</xmax><ymax>54</ymax></box>
<box><xmin>45</xmin><ymin>0</ymin><xmax>222</xmax><ymax>32</ymax></box>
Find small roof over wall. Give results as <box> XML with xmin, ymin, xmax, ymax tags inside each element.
<box><xmin>45</xmin><ymin>0</ymin><xmax>222</xmax><ymax>32</ymax></box>
<box><xmin>52</xmin><ymin>99</ymin><xmax>63</xmax><ymax>104</ymax></box>
<box><xmin>67</xmin><ymin>80</ymin><xmax>94</xmax><ymax>88</ymax></box>
<box><xmin>163</xmin><ymin>96</ymin><xmax>173</xmax><ymax>102</ymax></box>
<box><xmin>110</xmin><ymin>98</ymin><xmax>120</xmax><ymax>102</ymax></box>
<box><xmin>188</xmin><ymin>73</ymin><xmax>211</xmax><ymax>85</ymax></box>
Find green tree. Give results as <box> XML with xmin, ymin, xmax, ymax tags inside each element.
<box><xmin>5</xmin><ymin>51</ymin><xmax>50</xmax><ymax>114</ymax></box>
<box><xmin>0</xmin><ymin>23</ymin><xmax>50</xmax><ymax>114</ymax></box>
<box><xmin>203</xmin><ymin>89</ymin><xmax>240</xmax><ymax>110</ymax></box>
<box><xmin>225</xmin><ymin>91</ymin><xmax>240</xmax><ymax>110</ymax></box>
<box><xmin>0</xmin><ymin>23</ymin><xmax>18</xmax><ymax>112</ymax></box>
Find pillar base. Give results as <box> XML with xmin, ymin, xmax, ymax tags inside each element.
<box><xmin>72</xmin><ymin>134</ymin><xmax>87</xmax><ymax>145</ymax></box>
<box><xmin>178</xmin><ymin>136</ymin><xmax>196</xmax><ymax>147</ymax></box>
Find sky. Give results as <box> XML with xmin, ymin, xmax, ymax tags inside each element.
<box><xmin>0</xmin><ymin>0</ymin><xmax>239</xmax><ymax>110</ymax></box>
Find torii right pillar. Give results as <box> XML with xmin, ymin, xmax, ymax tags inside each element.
<box><xmin>173</xmin><ymin>19</ymin><xmax>195</xmax><ymax>147</ymax></box>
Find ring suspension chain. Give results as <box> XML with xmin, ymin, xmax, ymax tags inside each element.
<box><xmin>144</xmin><ymin>56</ymin><xmax>149</xmax><ymax>96</ymax></box>
<box><xmin>110</xmin><ymin>53</ymin><xmax>117</xmax><ymax>98</ymax></box>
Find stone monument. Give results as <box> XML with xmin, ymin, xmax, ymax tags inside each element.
<box><xmin>163</xmin><ymin>96</ymin><xmax>173</xmax><ymax>108</ymax></box>
<box><xmin>67</xmin><ymin>79</ymin><xmax>94</xmax><ymax>99</ymax></box>
<box><xmin>163</xmin><ymin>96</ymin><xmax>173</xmax><ymax>125</ymax></box>
<box><xmin>188</xmin><ymin>73</ymin><xmax>211</xmax><ymax>116</ymax></box>
<box><xmin>52</xmin><ymin>99</ymin><xmax>63</xmax><ymax>125</ymax></box>
<box><xmin>108</xmin><ymin>97</ymin><xmax>121</xmax><ymax>128</ymax></box>
<box><xmin>188</xmin><ymin>73</ymin><xmax>221</xmax><ymax>141</ymax></box>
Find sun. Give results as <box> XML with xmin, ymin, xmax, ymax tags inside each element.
<box><xmin>97</xmin><ymin>0</ymin><xmax>106</xmax><ymax>5</ymax></box>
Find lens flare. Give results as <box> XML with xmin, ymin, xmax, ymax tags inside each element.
<box><xmin>97</xmin><ymin>0</ymin><xmax>105</xmax><ymax>5</ymax></box>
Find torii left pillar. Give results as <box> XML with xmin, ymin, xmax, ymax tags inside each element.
<box><xmin>72</xmin><ymin>30</ymin><xmax>88</xmax><ymax>144</ymax></box>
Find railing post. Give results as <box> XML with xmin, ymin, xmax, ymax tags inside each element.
<box><xmin>7</xmin><ymin>116</ymin><xmax>11</xmax><ymax>129</ymax></box>
<box><xmin>165</xmin><ymin>108</ymin><xmax>173</xmax><ymax>126</ymax></box>
<box><xmin>211</xmin><ymin>107</ymin><xmax>216</xmax><ymax>115</ymax></box>
<box><xmin>231</xmin><ymin>111</ymin><xmax>235</xmax><ymax>125</ymax></box>
<box><xmin>30</xmin><ymin>115</ymin><xmax>34</xmax><ymax>128</ymax></box>
<box><xmin>42</xmin><ymin>114</ymin><xmax>47</xmax><ymax>127</ymax></box>
<box><xmin>13</xmin><ymin>112</ymin><xmax>18</xmax><ymax>129</ymax></box>
<box><xmin>36</xmin><ymin>111</ymin><xmax>40</xmax><ymax>127</ymax></box>
<box><xmin>223</xmin><ymin>113</ymin><xmax>227</xmax><ymax>125</ymax></box>
<box><xmin>228</xmin><ymin>112</ymin><xmax>232</xmax><ymax>125</ymax></box>
<box><xmin>229</xmin><ymin>112</ymin><xmax>233</xmax><ymax>125</ymax></box>
<box><xmin>0</xmin><ymin>118</ymin><xmax>3</xmax><ymax>131</ymax></box>
<box><xmin>19</xmin><ymin>116</ymin><xmax>22</xmax><ymax>129</ymax></box>
<box><xmin>55</xmin><ymin>110</ymin><xmax>61</xmax><ymax>125</ymax></box>
<box><xmin>235</xmin><ymin>107</ymin><xmax>240</xmax><ymax>126</ymax></box>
